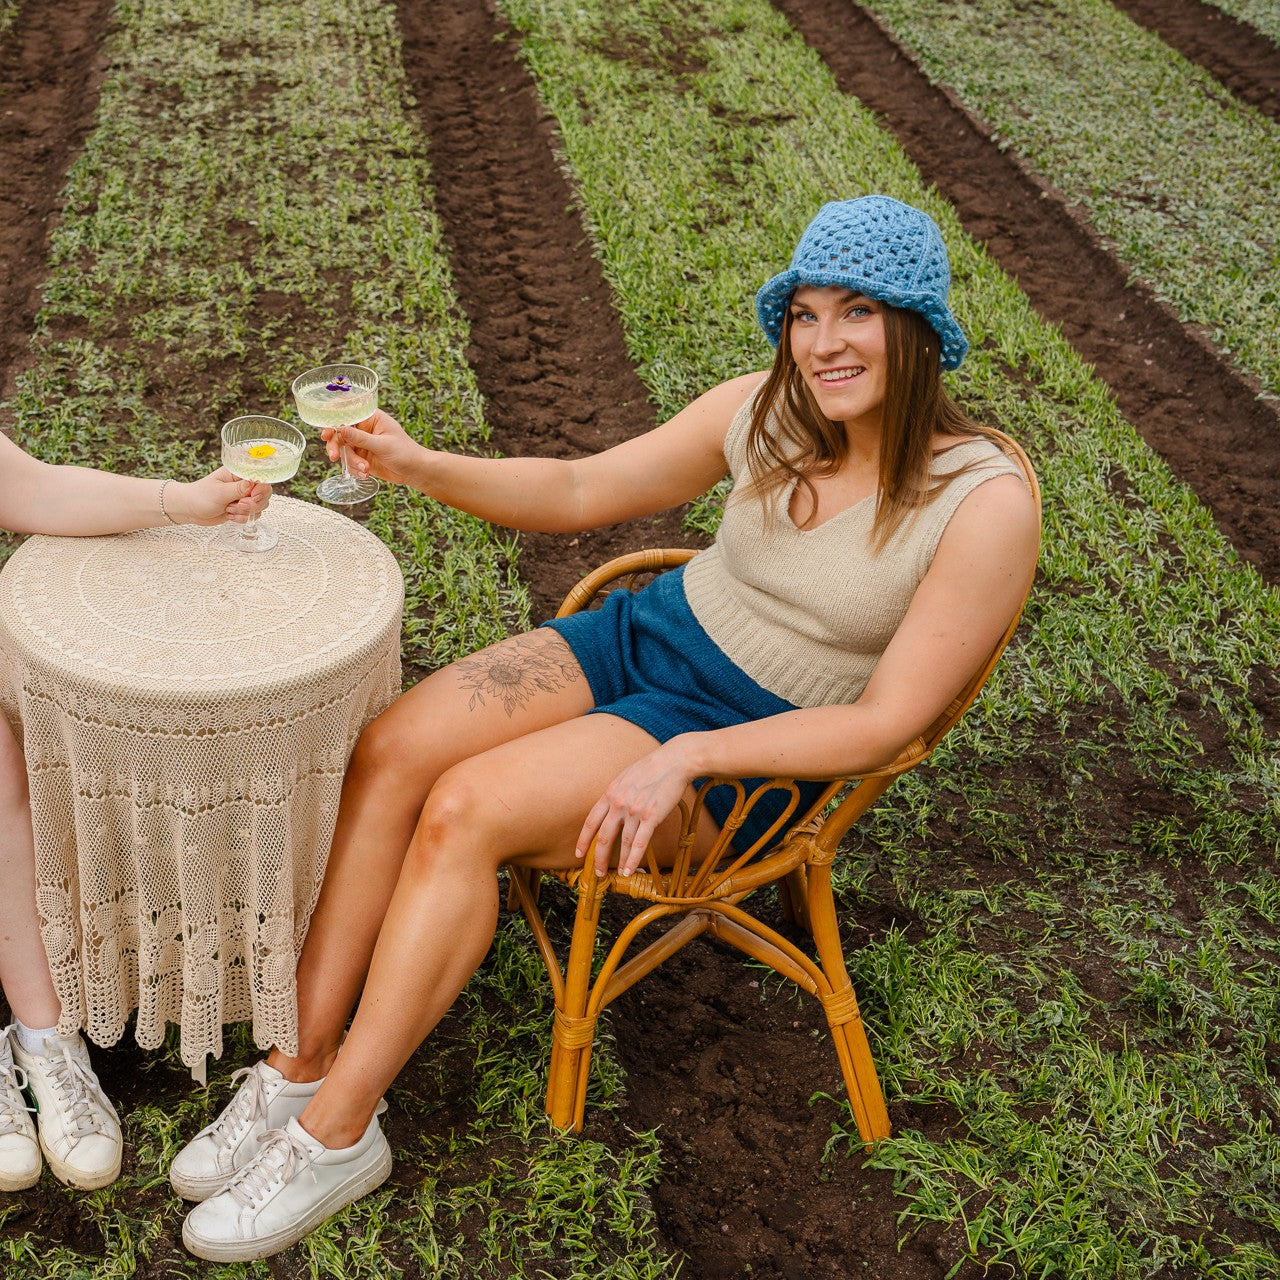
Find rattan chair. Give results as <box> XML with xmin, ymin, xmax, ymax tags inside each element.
<box><xmin>507</xmin><ymin>432</ymin><xmax>1040</xmax><ymax>1147</ymax></box>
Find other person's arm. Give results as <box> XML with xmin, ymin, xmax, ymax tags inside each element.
<box><xmin>0</xmin><ymin>433</ymin><xmax>268</xmax><ymax>535</ymax></box>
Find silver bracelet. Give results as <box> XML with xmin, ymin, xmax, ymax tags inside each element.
<box><xmin>158</xmin><ymin>479</ymin><xmax>179</xmax><ymax>525</ymax></box>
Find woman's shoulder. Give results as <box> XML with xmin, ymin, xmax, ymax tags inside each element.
<box><xmin>706</xmin><ymin>370</ymin><xmax>769</xmax><ymax>412</ymax></box>
<box><xmin>677</xmin><ymin>373</ymin><xmax>768</xmax><ymax>442</ymax></box>
<box><xmin>932</xmin><ymin>432</ymin><xmax>1030</xmax><ymax>492</ymax></box>
<box><xmin>705</xmin><ymin>372</ymin><xmax>769</xmax><ymax>472</ymax></box>
<box><xmin>933</xmin><ymin>431</ymin><xmax>1016</xmax><ymax>466</ymax></box>
<box><xmin>925</xmin><ymin>431</ymin><xmax>1038</xmax><ymax>550</ymax></box>
<box><xmin>938</xmin><ymin>453</ymin><xmax>1040</xmax><ymax>553</ymax></box>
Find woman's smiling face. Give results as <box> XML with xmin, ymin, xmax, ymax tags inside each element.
<box><xmin>787</xmin><ymin>284</ymin><xmax>888</xmax><ymax>432</ymax></box>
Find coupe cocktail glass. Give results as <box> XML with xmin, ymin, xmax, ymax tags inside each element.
<box><xmin>213</xmin><ymin>416</ymin><xmax>306</xmax><ymax>553</ymax></box>
<box><xmin>291</xmin><ymin>363</ymin><xmax>380</xmax><ymax>505</ymax></box>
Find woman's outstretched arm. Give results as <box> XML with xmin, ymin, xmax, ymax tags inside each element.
<box><xmin>0</xmin><ymin>432</ymin><xmax>269</xmax><ymax>536</ymax></box>
<box><xmin>322</xmin><ymin>373</ymin><xmax>766</xmax><ymax>533</ymax></box>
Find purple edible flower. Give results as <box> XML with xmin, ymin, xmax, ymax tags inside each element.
<box><xmin>325</xmin><ymin>376</ymin><xmax>353</xmax><ymax>392</ymax></box>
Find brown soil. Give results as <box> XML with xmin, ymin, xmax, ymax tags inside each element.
<box><xmin>0</xmin><ymin>0</ymin><xmax>114</xmax><ymax>408</ymax></box>
<box><xmin>396</xmin><ymin>0</ymin><xmax>699</xmax><ymax>623</ymax></box>
<box><xmin>0</xmin><ymin>0</ymin><xmax>1276</xmax><ymax>1277</ymax></box>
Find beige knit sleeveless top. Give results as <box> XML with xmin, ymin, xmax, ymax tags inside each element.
<box><xmin>683</xmin><ymin>392</ymin><xmax>1022</xmax><ymax>708</ymax></box>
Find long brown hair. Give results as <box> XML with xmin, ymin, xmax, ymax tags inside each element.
<box><xmin>743</xmin><ymin>302</ymin><xmax>1002</xmax><ymax>546</ymax></box>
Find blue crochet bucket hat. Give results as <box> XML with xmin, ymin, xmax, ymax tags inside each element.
<box><xmin>755</xmin><ymin>195</ymin><xmax>969</xmax><ymax>370</ymax></box>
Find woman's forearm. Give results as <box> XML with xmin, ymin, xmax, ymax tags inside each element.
<box><xmin>1</xmin><ymin>433</ymin><xmax>263</xmax><ymax>533</ymax></box>
<box><xmin>670</xmin><ymin>704</ymin><xmax>913</xmax><ymax>785</ymax></box>
<box><xmin>401</xmin><ymin>448</ymin><xmax>590</xmax><ymax>533</ymax></box>
<box><xmin>1</xmin><ymin>457</ymin><xmax>175</xmax><ymax>536</ymax></box>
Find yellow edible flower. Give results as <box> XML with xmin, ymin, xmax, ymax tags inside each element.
<box><xmin>247</xmin><ymin>444</ymin><xmax>277</xmax><ymax>459</ymax></box>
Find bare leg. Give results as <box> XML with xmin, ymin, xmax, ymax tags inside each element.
<box><xmin>0</xmin><ymin>714</ymin><xmax>61</xmax><ymax>1027</ymax></box>
<box><xmin>267</xmin><ymin>628</ymin><xmax>594</xmax><ymax>1082</ymax></box>
<box><xmin>293</xmin><ymin>710</ymin><xmax>693</xmax><ymax>1149</ymax></box>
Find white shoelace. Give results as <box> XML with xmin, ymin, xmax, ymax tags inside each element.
<box><xmin>0</xmin><ymin>1030</ymin><xmax>35</xmax><ymax>1137</ymax></box>
<box><xmin>210</xmin><ymin>1065</ymin><xmax>272</xmax><ymax>1155</ymax></box>
<box><xmin>227</xmin><ymin>1127</ymin><xmax>318</xmax><ymax>1209</ymax></box>
<box><xmin>43</xmin><ymin>1041</ymin><xmax>113</xmax><ymax>1140</ymax></box>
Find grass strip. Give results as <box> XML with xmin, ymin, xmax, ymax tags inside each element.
<box><xmin>0</xmin><ymin>0</ymin><xmax>678</xmax><ymax>1275</ymax></box>
<box><xmin>499</xmin><ymin>0</ymin><xmax>1280</xmax><ymax>1274</ymax></box>
<box><xmin>851</xmin><ymin>0</ymin><xmax>1280</xmax><ymax>404</ymax></box>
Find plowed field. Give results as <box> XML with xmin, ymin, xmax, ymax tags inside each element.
<box><xmin>1</xmin><ymin>2</ymin><xmax>1277</xmax><ymax>1277</ymax></box>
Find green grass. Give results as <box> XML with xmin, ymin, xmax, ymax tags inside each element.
<box><xmin>4</xmin><ymin>0</ymin><xmax>525</xmax><ymax>673</ymax></box>
<box><xmin>499</xmin><ymin>0</ymin><xmax>1280</xmax><ymax>1273</ymax></box>
<box><xmin>853</xmin><ymin>0</ymin><xmax>1280</xmax><ymax>405</ymax></box>
<box><xmin>1</xmin><ymin>929</ymin><xmax>675</xmax><ymax>1279</ymax></box>
<box><xmin>4</xmin><ymin>0</ymin><xmax>1279</xmax><ymax>1275</ymax></box>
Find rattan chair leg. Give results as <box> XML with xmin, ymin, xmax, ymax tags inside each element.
<box><xmin>505</xmin><ymin>866</ymin><xmax>541</xmax><ymax>913</ymax></box>
<box><xmin>545</xmin><ymin>874</ymin><xmax>604</xmax><ymax>1130</ymax></box>
<box><xmin>780</xmin><ymin>867</ymin><xmax>812</xmax><ymax>932</ymax></box>
<box><xmin>806</xmin><ymin>861</ymin><xmax>890</xmax><ymax>1146</ymax></box>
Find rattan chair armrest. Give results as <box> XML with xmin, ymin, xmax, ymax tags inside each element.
<box><xmin>555</xmin><ymin>547</ymin><xmax>699</xmax><ymax>618</ymax></box>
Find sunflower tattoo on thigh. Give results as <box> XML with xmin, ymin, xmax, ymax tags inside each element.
<box><xmin>454</xmin><ymin>633</ymin><xmax>582</xmax><ymax>716</ymax></box>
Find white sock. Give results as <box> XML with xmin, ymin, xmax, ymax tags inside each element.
<box><xmin>14</xmin><ymin>1021</ymin><xmax>59</xmax><ymax>1055</ymax></box>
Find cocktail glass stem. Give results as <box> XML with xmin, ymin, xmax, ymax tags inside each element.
<box><xmin>338</xmin><ymin>443</ymin><xmax>358</xmax><ymax>483</ymax></box>
<box><xmin>240</xmin><ymin>511</ymin><xmax>263</xmax><ymax>544</ymax></box>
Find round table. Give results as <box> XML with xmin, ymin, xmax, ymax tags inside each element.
<box><xmin>0</xmin><ymin>496</ymin><xmax>404</xmax><ymax>1075</ymax></box>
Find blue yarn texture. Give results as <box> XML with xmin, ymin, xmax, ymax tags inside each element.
<box><xmin>755</xmin><ymin>195</ymin><xmax>969</xmax><ymax>370</ymax></box>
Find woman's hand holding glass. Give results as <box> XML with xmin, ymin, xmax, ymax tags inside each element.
<box><xmin>176</xmin><ymin>469</ymin><xmax>273</xmax><ymax>526</ymax></box>
<box><xmin>321</xmin><ymin>410</ymin><xmax>421</xmax><ymax>489</ymax></box>
<box><xmin>213</xmin><ymin>416</ymin><xmax>306</xmax><ymax>553</ymax></box>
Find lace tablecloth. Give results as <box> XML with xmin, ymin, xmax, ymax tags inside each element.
<box><xmin>0</xmin><ymin>497</ymin><xmax>403</xmax><ymax>1073</ymax></box>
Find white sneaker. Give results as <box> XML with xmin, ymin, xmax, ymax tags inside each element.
<box><xmin>181</xmin><ymin>1114</ymin><xmax>392</xmax><ymax>1262</ymax></box>
<box><xmin>11</xmin><ymin>1031</ymin><xmax>122</xmax><ymax>1190</ymax></box>
<box><xmin>0</xmin><ymin>1027</ymin><xmax>41</xmax><ymax>1191</ymax></box>
<box><xmin>170</xmin><ymin>1061</ymin><xmax>323</xmax><ymax>1201</ymax></box>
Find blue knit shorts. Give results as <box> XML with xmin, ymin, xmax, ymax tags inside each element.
<box><xmin>540</xmin><ymin>564</ymin><xmax>825</xmax><ymax>855</ymax></box>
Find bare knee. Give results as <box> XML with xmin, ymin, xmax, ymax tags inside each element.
<box><xmin>401</xmin><ymin>764</ymin><xmax>509</xmax><ymax>880</ymax></box>
<box><xmin>347</xmin><ymin>703</ymin><xmax>430</xmax><ymax>795</ymax></box>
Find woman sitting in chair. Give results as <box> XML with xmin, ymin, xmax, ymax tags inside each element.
<box><xmin>173</xmin><ymin>195</ymin><xmax>1040</xmax><ymax>1262</ymax></box>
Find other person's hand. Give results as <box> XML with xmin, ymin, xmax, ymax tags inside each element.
<box><xmin>171</xmin><ymin>469</ymin><xmax>271</xmax><ymax>526</ymax></box>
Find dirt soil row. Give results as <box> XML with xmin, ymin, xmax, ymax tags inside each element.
<box><xmin>396</xmin><ymin>0</ymin><xmax>691</xmax><ymax>623</ymax></box>
<box><xmin>1113</xmin><ymin>0</ymin><xmax>1280</xmax><ymax>120</ymax></box>
<box><xmin>0</xmin><ymin>0</ymin><xmax>114</xmax><ymax>408</ymax></box>
<box><xmin>0</xmin><ymin>0</ymin><xmax>1276</xmax><ymax>1277</ymax></box>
